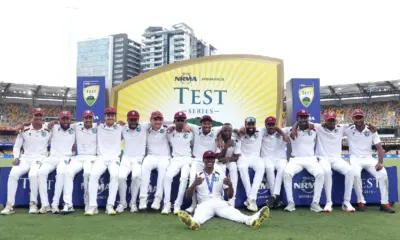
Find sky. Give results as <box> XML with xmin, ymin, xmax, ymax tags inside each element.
<box><xmin>1</xmin><ymin>0</ymin><xmax>399</xmax><ymax>88</ymax></box>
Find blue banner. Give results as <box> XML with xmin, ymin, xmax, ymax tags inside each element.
<box><xmin>291</xmin><ymin>78</ymin><xmax>320</xmax><ymax>123</ymax></box>
<box><xmin>76</xmin><ymin>76</ymin><xmax>106</xmax><ymax>122</ymax></box>
<box><xmin>0</xmin><ymin>166</ymin><xmax>397</xmax><ymax>207</ymax></box>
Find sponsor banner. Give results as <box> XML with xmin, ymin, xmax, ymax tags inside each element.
<box><xmin>111</xmin><ymin>55</ymin><xmax>284</xmax><ymax>128</ymax></box>
<box><xmin>1</xmin><ymin>166</ymin><xmax>397</xmax><ymax>207</ymax></box>
<box><xmin>76</xmin><ymin>76</ymin><xmax>106</xmax><ymax>122</ymax></box>
<box><xmin>341</xmin><ymin>154</ymin><xmax>400</xmax><ymax>159</ymax></box>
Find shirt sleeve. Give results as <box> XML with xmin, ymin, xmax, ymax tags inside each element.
<box><xmin>13</xmin><ymin>134</ymin><xmax>24</xmax><ymax>158</ymax></box>
<box><xmin>187</xmin><ymin>123</ymin><xmax>199</xmax><ymax>133</ymax></box>
<box><xmin>212</xmin><ymin>126</ymin><xmax>222</xmax><ymax>134</ymax></box>
<box><xmin>372</xmin><ymin>132</ymin><xmax>381</xmax><ymax>145</ymax></box>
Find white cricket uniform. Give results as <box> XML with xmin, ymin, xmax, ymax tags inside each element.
<box><xmin>7</xmin><ymin>124</ymin><xmax>51</xmax><ymax>206</ymax></box>
<box><xmin>261</xmin><ymin>127</ymin><xmax>289</xmax><ymax>196</ymax></box>
<box><xmin>118</xmin><ymin>123</ymin><xmax>148</xmax><ymax>207</ymax></box>
<box><xmin>163</xmin><ymin>130</ymin><xmax>193</xmax><ymax>208</ymax></box>
<box><xmin>88</xmin><ymin>123</ymin><xmax>122</xmax><ymax>207</ymax></box>
<box><xmin>344</xmin><ymin>126</ymin><xmax>389</xmax><ymax>204</ymax></box>
<box><xmin>63</xmin><ymin>122</ymin><xmax>98</xmax><ymax>207</ymax></box>
<box><xmin>139</xmin><ymin>126</ymin><xmax>170</xmax><ymax>202</ymax></box>
<box><xmin>283</xmin><ymin>127</ymin><xmax>324</xmax><ymax>204</ymax></box>
<box><xmin>192</xmin><ymin>169</ymin><xmax>253</xmax><ymax>225</ymax></box>
<box><xmin>38</xmin><ymin>124</ymin><xmax>76</xmax><ymax>207</ymax></box>
<box><xmin>215</xmin><ymin>137</ymin><xmax>241</xmax><ymax>201</ymax></box>
<box><xmin>238</xmin><ymin>128</ymin><xmax>265</xmax><ymax>201</ymax></box>
<box><xmin>314</xmin><ymin>124</ymin><xmax>354</xmax><ymax>203</ymax></box>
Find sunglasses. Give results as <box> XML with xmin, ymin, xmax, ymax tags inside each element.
<box><xmin>246</xmin><ymin>117</ymin><xmax>256</xmax><ymax>122</ymax></box>
<box><xmin>175</xmin><ymin>119</ymin><xmax>185</xmax><ymax>122</ymax></box>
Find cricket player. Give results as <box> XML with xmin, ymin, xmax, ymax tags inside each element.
<box><xmin>138</xmin><ymin>111</ymin><xmax>170</xmax><ymax>211</ymax></box>
<box><xmin>1</xmin><ymin>108</ymin><xmax>51</xmax><ymax>215</ymax></box>
<box><xmin>237</xmin><ymin>117</ymin><xmax>265</xmax><ymax>212</ymax></box>
<box><xmin>215</xmin><ymin>123</ymin><xmax>240</xmax><ymax>207</ymax></box>
<box><xmin>38</xmin><ymin>110</ymin><xmax>76</xmax><ymax>214</ymax></box>
<box><xmin>85</xmin><ymin>107</ymin><xmax>123</xmax><ymax>216</ymax></box>
<box><xmin>177</xmin><ymin>151</ymin><xmax>270</xmax><ymax>230</ymax></box>
<box><xmin>161</xmin><ymin>111</ymin><xmax>193</xmax><ymax>215</ymax></box>
<box><xmin>185</xmin><ymin>115</ymin><xmax>222</xmax><ymax>213</ymax></box>
<box><xmin>284</xmin><ymin>109</ymin><xmax>324</xmax><ymax>212</ymax></box>
<box><xmin>116</xmin><ymin>110</ymin><xmax>148</xmax><ymax>213</ymax></box>
<box><xmin>344</xmin><ymin>109</ymin><xmax>395</xmax><ymax>213</ymax></box>
<box><xmin>61</xmin><ymin>110</ymin><xmax>98</xmax><ymax>214</ymax></box>
<box><xmin>262</xmin><ymin>116</ymin><xmax>290</xmax><ymax>209</ymax></box>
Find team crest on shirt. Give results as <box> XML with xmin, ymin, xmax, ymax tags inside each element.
<box><xmin>160</xmin><ymin>129</ymin><xmax>165</xmax><ymax>134</ymax></box>
<box><xmin>213</xmin><ymin>176</ymin><xmax>220</xmax><ymax>182</ymax></box>
<box><xmin>254</xmin><ymin>132</ymin><xmax>259</xmax><ymax>138</ymax></box>
<box><xmin>115</xmin><ymin>160</ymin><xmax>120</xmax><ymax>165</ymax></box>
<box><xmin>68</xmin><ymin>129</ymin><xmax>73</xmax><ymax>135</ymax></box>
<box><xmin>113</xmin><ymin>124</ymin><xmax>118</xmax><ymax>129</ymax></box>
<box><xmin>334</xmin><ymin>129</ymin><xmax>339</xmax><ymax>133</ymax></box>
<box><xmin>364</xmin><ymin>131</ymin><xmax>370</xmax><ymax>137</ymax></box>
<box><xmin>64</xmin><ymin>159</ymin><xmax>71</xmax><ymax>164</ymax></box>
<box><xmin>275</xmin><ymin>133</ymin><xmax>281</xmax><ymax>138</ymax></box>
<box><xmin>183</xmin><ymin>133</ymin><xmax>189</xmax><ymax>139</ymax></box>
<box><xmin>92</xmin><ymin>128</ymin><xmax>97</xmax><ymax>134</ymax></box>
<box><xmin>136</xmin><ymin>126</ymin><xmax>141</xmax><ymax>132</ymax></box>
<box><xmin>307</xmin><ymin>130</ymin><xmax>312</xmax><ymax>136</ymax></box>
<box><xmin>41</xmin><ymin>131</ymin><xmax>46</xmax><ymax>137</ymax></box>
<box><xmin>209</xmin><ymin>132</ymin><xmax>214</xmax><ymax>138</ymax></box>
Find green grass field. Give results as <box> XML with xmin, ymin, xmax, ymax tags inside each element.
<box><xmin>0</xmin><ymin>159</ymin><xmax>399</xmax><ymax>240</ymax></box>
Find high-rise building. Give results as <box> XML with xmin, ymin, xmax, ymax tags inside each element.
<box><xmin>77</xmin><ymin>34</ymin><xmax>141</xmax><ymax>88</ymax></box>
<box><xmin>141</xmin><ymin>23</ymin><xmax>216</xmax><ymax>72</ymax></box>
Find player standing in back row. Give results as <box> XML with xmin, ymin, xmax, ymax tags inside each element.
<box><xmin>345</xmin><ymin>109</ymin><xmax>395</xmax><ymax>213</ymax></box>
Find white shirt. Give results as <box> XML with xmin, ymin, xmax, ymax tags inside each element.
<box><xmin>167</xmin><ymin>130</ymin><xmax>193</xmax><ymax>157</ymax></box>
<box><xmin>97</xmin><ymin>123</ymin><xmax>123</xmax><ymax>157</ymax></box>
<box><xmin>73</xmin><ymin>122</ymin><xmax>97</xmax><ymax>156</ymax></box>
<box><xmin>188</xmin><ymin>123</ymin><xmax>222</xmax><ymax>158</ymax></box>
<box><xmin>344</xmin><ymin>125</ymin><xmax>381</xmax><ymax>157</ymax></box>
<box><xmin>215</xmin><ymin>136</ymin><xmax>241</xmax><ymax>158</ymax></box>
<box><xmin>315</xmin><ymin>124</ymin><xmax>348</xmax><ymax>158</ymax></box>
<box><xmin>147</xmin><ymin>126</ymin><xmax>170</xmax><ymax>156</ymax></box>
<box><xmin>261</xmin><ymin>127</ymin><xmax>290</xmax><ymax>159</ymax></box>
<box><xmin>195</xmin><ymin>169</ymin><xmax>228</xmax><ymax>204</ymax></box>
<box><xmin>240</xmin><ymin>127</ymin><xmax>265</xmax><ymax>157</ymax></box>
<box><xmin>122</xmin><ymin>123</ymin><xmax>149</xmax><ymax>158</ymax></box>
<box><xmin>49</xmin><ymin>124</ymin><xmax>76</xmax><ymax>157</ymax></box>
<box><xmin>290</xmin><ymin>127</ymin><xmax>316</xmax><ymax>157</ymax></box>
<box><xmin>13</xmin><ymin>124</ymin><xmax>52</xmax><ymax>158</ymax></box>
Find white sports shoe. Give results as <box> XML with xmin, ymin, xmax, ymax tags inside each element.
<box><xmin>130</xmin><ymin>204</ymin><xmax>138</xmax><ymax>213</ymax></box>
<box><xmin>151</xmin><ymin>198</ymin><xmax>161</xmax><ymax>210</ymax></box>
<box><xmin>0</xmin><ymin>204</ymin><xmax>15</xmax><ymax>215</ymax></box>
<box><xmin>228</xmin><ymin>199</ymin><xmax>235</xmax><ymax>207</ymax></box>
<box><xmin>39</xmin><ymin>205</ymin><xmax>51</xmax><ymax>214</ymax></box>
<box><xmin>247</xmin><ymin>199</ymin><xmax>258</xmax><ymax>212</ymax></box>
<box><xmin>342</xmin><ymin>202</ymin><xmax>356</xmax><ymax>212</ymax></box>
<box><xmin>116</xmin><ymin>203</ymin><xmax>126</xmax><ymax>213</ymax></box>
<box><xmin>323</xmin><ymin>201</ymin><xmax>333</xmax><ymax>212</ymax></box>
<box><xmin>29</xmin><ymin>202</ymin><xmax>39</xmax><ymax>214</ymax></box>
<box><xmin>185</xmin><ymin>206</ymin><xmax>195</xmax><ymax>214</ymax></box>
<box><xmin>310</xmin><ymin>202</ymin><xmax>323</xmax><ymax>212</ymax></box>
<box><xmin>284</xmin><ymin>202</ymin><xmax>296</xmax><ymax>212</ymax></box>
<box><xmin>173</xmin><ymin>206</ymin><xmax>181</xmax><ymax>215</ymax></box>
<box><xmin>138</xmin><ymin>199</ymin><xmax>147</xmax><ymax>210</ymax></box>
<box><xmin>51</xmin><ymin>205</ymin><xmax>60</xmax><ymax>214</ymax></box>
<box><xmin>60</xmin><ymin>205</ymin><xmax>74</xmax><ymax>215</ymax></box>
<box><xmin>161</xmin><ymin>203</ymin><xmax>171</xmax><ymax>215</ymax></box>
<box><xmin>105</xmin><ymin>204</ymin><xmax>116</xmax><ymax>215</ymax></box>
<box><xmin>84</xmin><ymin>207</ymin><xmax>99</xmax><ymax>216</ymax></box>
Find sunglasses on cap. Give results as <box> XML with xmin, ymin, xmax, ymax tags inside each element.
<box><xmin>245</xmin><ymin>117</ymin><xmax>256</xmax><ymax>122</ymax></box>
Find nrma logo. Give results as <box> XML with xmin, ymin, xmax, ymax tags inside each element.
<box><xmin>293</xmin><ymin>176</ymin><xmax>315</xmax><ymax>194</ymax></box>
<box><xmin>175</xmin><ymin>73</ymin><xmax>197</xmax><ymax>84</ymax></box>
<box><xmin>257</xmin><ymin>178</ymin><xmax>270</xmax><ymax>195</ymax></box>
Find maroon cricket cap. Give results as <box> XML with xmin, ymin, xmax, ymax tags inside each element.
<box><xmin>324</xmin><ymin>111</ymin><xmax>336</xmax><ymax>120</ymax></box>
<box><xmin>59</xmin><ymin>110</ymin><xmax>72</xmax><ymax>119</ymax></box>
<box><xmin>296</xmin><ymin>109</ymin><xmax>310</xmax><ymax>117</ymax></box>
<box><xmin>265</xmin><ymin>116</ymin><xmax>276</xmax><ymax>124</ymax></box>
<box><xmin>200</xmin><ymin>115</ymin><xmax>212</xmax><ymax>122</ymax></box>
<box><xmin>83</xmin><ymin>110</ymin><xmax>94</xmax><ymax>118</ymax></box>
<box><xmin>203</xmin><ymin>150</ymin><xmax>216</xmax><ymax>159</ymax></box>
<box><xmin>174</xmin><ymin>111</ymin><xmax>187</xmax><ymax>119</ymax></box>
<box><xmin>32</xmin><ymin>107</ymin><xmax>45</xmax><ymax>115</ymax></box>
<box><xmin>104</xmin><ymin>107</ymin><xmax>116</xmax><ymax>114</ymax></box>
<box><xmin>151</xmin><ymin>111</ymin><xmax>163</xmax><ymax>119</ymax></box>
<box><xmin>127</xmin><ymin>110</ymin><xmax>140</xmax><ymax>119</ymax></box>
<box><xmin>352</xmin><ymin>109</ymin><xmax>365</xmax><ymax>117</ymax></box>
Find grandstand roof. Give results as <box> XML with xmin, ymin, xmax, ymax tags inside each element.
<box><xmin>0</xmin><ymin>82</ymin><xmax>76</xmax><ymax>101</ymax></box>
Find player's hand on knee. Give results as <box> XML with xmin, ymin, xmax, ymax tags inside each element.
<box><xmin>375</xmin><ymin>163</ymin><xmax>383</xmax><ymax>171</ymax></box>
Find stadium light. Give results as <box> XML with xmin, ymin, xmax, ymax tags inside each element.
<box><xmin>28</xmin><ymin>91</ymin><xmax>32</xmax><ymax>95</ymax></box>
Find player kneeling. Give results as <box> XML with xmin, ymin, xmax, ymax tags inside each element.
<box><xmin>177</xmin><ymin>151</ymin><xmax>270</xmax><ymax>230</ymax></box>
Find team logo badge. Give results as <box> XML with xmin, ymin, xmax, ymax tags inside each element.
<box><xmin>83</xmin><ymin>81</ymin><xmax>100</xmax><ymax>107</ymax></box>
<box><xmin>209</xmin><ymin>132</ymin><xmax>214</xmax><ymax>138</ymax></box>
<box><xmin>41</xmin><ymin>132</ymin><xmax>46</xmax><ymax>137</ymax></box>
<box><xmin>213</xmin><ymin>176</ymin><xmax>219</xmax><ymax>182</ymax></box>
<box><xmin>183</xmin><ymin>133</ymin><xmax>189</xmax><ymax>139</ymax></box>
<box><xmin>275</xmin><ymin>133</ymin><xmax>281</xmax><ymax>138</ymax></box>
<box><xmin>364</xmin><ymin>131</ymin><xmax>370</xmax><ymax>137</ymax></box>
<box><xmin>298</xmin><ymin>83</ymin><xmax>315</xmax><ymax>107</ymax></box>
<box><xmin>334</xmin><ymin>129</ymin><xmax>339</xmax><ymax>133</ymax></box>
<box><xmin>160</xmin><ymin>129</ymin><xmax>165</xmax><ymax>134</ymax></box>
<box><xmin>92</xmin><ymin>128</ymin><xmax>97</xmax><ymax>134</ymax></box>
<box><xmin>113</xmin><ymin>124</ymin><xmax>118</xmax><ymax>129</ymax></box>
<box><xmin>68</xmin><ymin>129</ymin><xmax>73</xmax><ymax>135</ymax></box>
<box><xmin>64</xmin><ymin>159</ymin><xmax>71</xmax><ymax>164</ymax></box>
<box><xmin>136</xmin><ymin>126</ymin><xmax>141</xmax><ymax>132</ymax></box>
<box><xmin>116</xmin><ymin>161</ymin><xmax>120</xmax><ymax>165</ymax></box>
<box><xmin>308</xmin><ymin>131</ymin><xmax>312</xmax><ymax>136</ymax></box>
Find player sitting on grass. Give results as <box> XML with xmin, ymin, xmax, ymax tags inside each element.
<box><xmin>177</xmin><ymin>151</ymin><xmax>270</xmax><ymax>231</ymax></box>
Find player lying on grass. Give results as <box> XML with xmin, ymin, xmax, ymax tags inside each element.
<box><xmin>177</xmin><ymin>150</ymin><xmax>270</xmax><ymax>230</ymax></box>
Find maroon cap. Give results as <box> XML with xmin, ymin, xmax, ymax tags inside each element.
<box><xmin>324</xmin><ymin>111</ymin><xmax>336</xmax><ymax>120</ymax></box>
<box><xmin>32</xmin><ymin>107</ymin><xmax>45</xmax><ymax>115</ymax></box>
<box><xmin>83</xmin><ymin>110</ymin><xmax>94</xmax><ymax>118</ymax></box>
<box><xmin>203</xmin><ymin>150</ymin><xmax>216</xmax><ymax>159</ymax></box>
<box><xmin>127</xmin><ymin>110</ymin><xmax>140</xmax><ymax>119</ymax></box>
<box><xmin>59</xmin><ymin>110</ymin><xmax>72</xmax><ymax>119</ymax></box>
<box><xmin>296</xmin><ymin>109</ymin><xmax>310</xmax><ymax>117</ymax></box>
<box><xmin>151</xmin><ymin>111</ymin><xmax>163</xmax><ymax>119</ymax></box>
<box><xmin>174</xmin><ymin>111</ymin><xmax>187</xmax><ymax>119</ymax></box>
<box><xmin>200</xmin><ymin>115</ymin><xmax>212</xmax><ymax>122</ymax></box>
<box><xmin>104</xmin><ymin>107</ymin><xmax>116</xmax><ymax>114</ymax></box>
<box><xmin>352</xmin><ymin>109</ymin><xmax>365</xmax><ymax>117</ymax></box>
<box><xmin>265</xmin><ymin>116</ymin><xmax>276</xmax><ymax>124</ymax></box>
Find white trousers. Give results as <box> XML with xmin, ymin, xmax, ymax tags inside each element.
<box><xmin>118</xmin><ymin>156</ymin><xmax>143</xmax><ymax>206</ymax></box>
<box><xmin>263</xmin><ymin>156</ymin><xmax>287</xmax><ymax>196</ymax></box>
<box><xmin>139</xmin><ymin>155</ymin><xmax>170</xmax><ymax>201</ymax></box>
<box><xmin>163</xmin><ymin>157</ymin><xmax>192</xmax><ymax>207</ymax></box>
<box><xmin>63</xmin><ymin>155</ymin><xmax>96</xmax><ymax>206</ymax></box>
<box><xmin>193</xmin><ymin>198</ymin><xmax>251</xmax><ymax>225</ymax></box>
<box><xmin>217</xmin><ymin>161</ymin><xmax>238</xmax><ymax>199</ymax></box>
<box><xmin>283</xmin><ymin>157</ymin><xmax>324</xmax><ymax>204</ymax></box>
<box><xmin>350</xmin><ymin>156</ymin><xmax>389</xmax><ymax>204</ymax></box>
<box><xmin>88</xmin><ymin>156</ymin><xmax>120</xmax><ymax>207</ymax></box>
<box><xmin>7</xmin><ymin>156</ymin><xmax>44</xmax><ymax>206</ymax></box>
<box><xmin>319</xmin><ymin>157</ymin><xmax>354</xmax><ymax>203</ymax></box>
<box><xmin>38</xmin><ymin>156</ymin><xmax>70</xmax><ymax>206</ymax></box>
<box><xmin>237</xmin><ymin>156</ymin><xmax>265</xmax><ymax>200</ymax></box>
